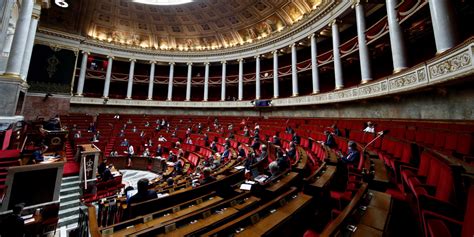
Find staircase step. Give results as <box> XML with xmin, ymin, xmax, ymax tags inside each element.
<box><xmin>62</xmin><ymin>176</ymin><xmax>80</xmax><ymax>182</ymax></box>
<box><xmin>60</xmin><ymin>192</ymin><xmax>81</xmax><ymax>202</ymax></box>
<box><xmin>60</xmin><ymin>199</ymin><xmax>80</xmax><ymax>210</ymax></box>
<box><xmin>58</xmin><ymin>214</ymin><xmax>80</xmax><ymax>226</ymax></box>
<box><xmin>60</xmin><ymin>186</ymin><xmax>81</xmax><ymax>196</ymax></box>
<box><xmin>59</xmin><ymin>207</ymin><xmax>80</xmax><ymax>218</ymax></box>
<box><xmin>61</xmin><ymin>180</ymin><xmax>81</xmax><ymax>189</ymax></box>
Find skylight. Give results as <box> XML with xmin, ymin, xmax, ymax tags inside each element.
<box><xmin>132</xmin><ymin>0</ymin><xmax>194</xmax><ymax>6</ymax></box>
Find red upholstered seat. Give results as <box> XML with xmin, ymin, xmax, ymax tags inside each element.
<box><xmin>422</xmin><ymin>184</ymin><xmax>474</xmax><ymax>237</ymax></box>
<box><xmin>303</xmin><ymin>229</ymin><xmax>320</xmax><ymax>237</ymax></box>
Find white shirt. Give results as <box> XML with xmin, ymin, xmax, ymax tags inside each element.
<box><xmin>363</xmin><ymin>126</ymin><xmax>375</xmax><ymax>133</ymax></box>
<box><xmin>128</xmin><ymin>145</ymin><xmax>135</xmax><ymax>155</ymax></box>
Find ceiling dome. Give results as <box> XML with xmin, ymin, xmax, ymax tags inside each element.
<box><xmin>40</xmin><ymin>0</ymin><xmax>326</xmax><ymax>52</ymax></box>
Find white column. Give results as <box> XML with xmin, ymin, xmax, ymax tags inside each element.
<box><xmin>355</xmin><ymin>2</ymin><xmax>372</xmax><ymax>83</ymax></box>
<box><xmin>428</xmin><ymin>0</ymin><xmax>458</xmax><ymax>53</ymax></box>
<box><xmin>203</xmin><ymin>62</ymin><xmax>209</xmax><ymax>101</ymax></box>
<box><xmin>4</xmin><ymin>0</ymin><xmax>34</xmax><ymax>77</ymax></box>
<box><xmin>185</xmin><ymin>62</ymin><xmax>192</xmax><ymax>101</ymax></box>
<box><xmin>291</xmin><ymin>43</ymin><xmax>299</xmax><ymax>96</ymax></box>
<box><xmin>167</xmin><ymin>62</ymin><xmax>174</xmax><ymax>101</ymax></box>
<box><xmin>332</xmin><ymin>21</ymin><xmax>344</xmax><ymax>89</ymax></box>
<box><xmin>221</xmin><ymin>61</ymin><xmax>226</xmax><ymax>101</ymax></box>
<box><xmin>126</xmin><ymin>59</ymin><xmax>136</xmax><ymax>99</ymax></box>
<box><xmin>238</xmin><ymin>58</ymin><xmax>244</xmax><ymax>101</ymax></box>
<box><xmin>76</xmin><ymin>51</ymin><xmax>89</xmax><ymax>96</ymax></box>
<box><xmin>147</xmin><ymin>61</ymin><xmax>156</xmax><ymax>100</ymax></box>
<box><xmin>19</xmin><ymin>4</ymin><xmax>41</xmax><ymax>80</ymax></box>
<box><xmin>273</xmin><ymin>50</ymin><xmax>279</xmax><ymax>98</ymax></box>
<box><xmin>310</xmin><ymin>34</ymin><xmax>320</xmax><ymax>93</ymax></box>
<box><xmin>386</xmin><ymin>0</ymin><xmax>408</xmax><ymax>72</ymax></box>
<box><xmin>102</xmin><ymin>56</ymin><xmax>114</xmax><ymax>98</ymax></box>
<box><xmin>255</xmin><ymin>55</ymin><xmax>261</xmax><ymax>100</ymax></box>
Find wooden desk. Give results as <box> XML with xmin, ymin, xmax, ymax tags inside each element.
<box><xmin>359</xmin><ymin>206</ymin><xmax>389</xmax><ymax>231</ymax></box>
<box><xmin>266</xmin><ymin>172</ymin><xmax>299</xmax><ymax>193</ymax></box>
<box><xmin>235</xmin><ymin>193</ymin><xmax>312</xmax><ymax>237</ymax></box>
<box><xmin>311</xmin><ymin>165</ymin><xmax>336</xmax><ymax>189</ymax></box>
<box><xmin>370</xmin><ymin>159</ymin><xmax>389</xmax><ymax>184</ymax></box>
<box><xmin>368</xmin><ymin>190</ymin><xmax>392</xmax><ymax>211</ymax></box>
<box><xmin>157</xmin><ymin>208</ymin><xmax>239</xmax><ymax>237</ymax></box>
<box><xmin>232</xmin><ymin>196</ymin><xmax>260</xmax><ymax>211</ymax></box>
<box><xmin>352</xmin><ymin>224</ymin><xmax>383</xmax><ymax>237</ymax></box>
<box><xmin>109</xmin><ymin>196</ymin><xmax>224</xmax><ymax>236</ymax></box>
<box><xmin>78</xmin><ymin>144</ymin><xmax>101</xmax><ymax>153</ymax></box>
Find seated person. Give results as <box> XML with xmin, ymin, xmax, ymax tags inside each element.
<box><xmin>110</xmin><ymin>150</ymin><xmax>119</xmax><ymax>157</ymax></box>
<box><xmin>200</xmin><ymin>167</ymin><xmax>216</xmax><ymax>185</ymax></box>
<box><xmin>166</xmin><ymin>177</ymin><xmax>174</xmax><ymax>187</ymax></box>
<box><xmin>32</xmin><ymin>144</ymin><xmax>48</xmax><ymax>163</ymax></box>
<box><xmin>120</xmin><ymin>138</ymin><xmax>129</xmax><ymax>147</ymax></box>
<box><xmin>292</xmin><ymin>132</ymin><xmax>301</xmax><ymax>145</ymax></box>
<box><xmin>127</xmin><ymin>178</ymin><xmax>157</xmax><ymax>205</ymax></box>
<box><xmin>276</xmin><ymin>153</ymin><xmax>290</xmax><ymax>171</ymax></box>
<box><xmin>286</xmin><ymin>142</ymin><xmax>297</xmax><ymax>159</ymax></box>
<box><xmin>267</xmin><ymin>161</ymin><xmax>282</xmax><ymax>182</ymax></box>
<box><xmin>258</xmin><ymin>145</ymin><xmax>268</xmax><ymax>161</ymax></box>
<box><xmin>98</xmin><ymin>159</ymin><xmax>107</xmax><ymax>175</ymax></box>
<box><xmin>0</xmin><ymin>203</ymin><xmax>25</xmax><ymax>237</ymax></box>
<box><xmin>155</xmin><ymin>144</ymin><xmax>164</xmax><ymax>157</ymax></box>
<box><xmin>363</xmin><ymin>121</ymin><xmax>375</xmax><ymax>133</ymax></box>
<box><xmin>142</xmin><ymin>148</ymin><xmax>151</xmax><ymax>157</ymax></box>
<box><xmin>74</xmin><ymin>131</ymin><xmax>81</xmax><ymax>139</ymax></box>
<box><xmin>338</xmin><ymin>141</ymin><xmax>360</xmax><ymax>165</ymax></box>
<box><xmin>321</xmin><ymin>130</ymin><xmax>337</xmax><ymax>148</ymax></box>
<box><xmin>174</xmin><ymin>160</ymin><xmax>183</xmax><ymax>175</ymax></box>
<box><xmin>167</xmin><ymin>151</ymin><xmax>176</xmax><ymax>162</ymax></box>
<box><xmin>332</xmin><ymin>124</ymin><xmax>341</xmax><ymax>136</ymax></box>
<box><xmin>221</xmin><ymin>145</ymin><xmax>230</xmax><ymax>161</ymax></box>
<box><xmin>238</xmin><ymin>144</ymin><xmax>246</xmax><ymax>158</ymax></box>
<box><xmin>101</xmin><ymin>165</ymin><xmax>114</xmax><ymax>182</ymax></box>
<box><xmin>250</xmin><ymin>137</ymin><xmax>261</xmax><ymax>151</ymax></box>
<box><xmin>158</xmin><ymin>135</ymin><xmax>167</xmax><ymax>142</ymax></box>
<box><xmin>210</xmin><ymin>141</ymin><xmax>218</xmax><ymax>153</ymax></box>
<box><xmin>272</xmin><ymin>135</ymin><xmax>281</xmax><ymax>146</ymax></box>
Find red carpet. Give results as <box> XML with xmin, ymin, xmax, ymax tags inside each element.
<box><xmin>63</xmin><ymin>161</ymin><xmax>80</xmax><ymax>177</ymax></box>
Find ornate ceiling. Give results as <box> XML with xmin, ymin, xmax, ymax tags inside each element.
<box><xmin>39</xmin><ymin>0</ymin><xmax>327</xmax><ymax>52</ymax></box>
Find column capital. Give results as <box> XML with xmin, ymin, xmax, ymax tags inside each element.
<box><xmin>150</xmin><ymin>60</ymin><xmax>156</xmax><ymax>64</ymax></box>
<box><xmin>186</xmin><ymin>62</ymin><xmax>193</xmax><ymax>66</ymax></box>
<box><xmin>169</xmin><ymin>62</ymin><xmax>175</xmax><ymax>65</ymax></box>
<box><xmin>32</xmin><ymin>4</ymin><xmax>41</xmax><ymax>20</ymax></box>
<box><xmin>272</xmin><ymin>50</ymin><xmax>279</xmax><ymax>55</ymax></box>
<box><xmin>351</xmin><ymin>0</ymin><xmax>362</xmax><ymax>8</ymax></box>
<box><xmin>329</xmin><ymin>19</ymin><xmax>340</xmax><ymax>27</ymax></box>
<box><xmin>204</xmin><ymin>62</ymin><xmax>210</xmax><ymax>66</ymax></box>
<box><xmin>308</xmin><ymin>33</ymin><xmax>316</xmax><ymax>39</ymax></box>
<box><xmin>107</xmin><ymin>55</ymin><xmax>115</xmax><ymax>59</ymax></box>
<box><xmin>221</xmin><ymin>60</ymin><xmax>227</xmax><ymax>64</ymax></box>
<box><xmin>237</xmin><ymin>58</ymin><xmax>244</xmax><ymax>62</ymax></box>
<box><xmin>129</xmin><ymin>58</ymin><xmax>136</xmax><ymax>62</ymax></box>
<box><xmin>289</xmin><ymin>43</ymin><xmax>296</xmax><ymax>48</ymax></box>
<box><xmin>254</xmin><ymin>55</ymin><xmax>260</xmax><ymax>59</ymax></box>
<box><xmin>82</xmin><ymin>50</ymin><xmax>90</xmax><ymax>55</ymax></box>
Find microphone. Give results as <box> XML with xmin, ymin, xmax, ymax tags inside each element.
<box><xmin>364</xmin><ymin>130</ymin><xmax>389</xmax><ymax>151</ymax></box>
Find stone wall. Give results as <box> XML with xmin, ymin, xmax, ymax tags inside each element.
<box><xmin>68</xmin><ymin>82</ymin><xmax>474</xmax><ymax>121</ymax></box>
<box><xmin>23</xmin><ymin>93</ymin><xmax>71</xmax><ymax>120</ymax></box>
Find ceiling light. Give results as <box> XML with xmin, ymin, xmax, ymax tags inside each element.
<box><xmin>132</xmin><ymin>0</ymin><xmax>193</xmax><ymax>6</ymax></box>
<box><xmin>55</xmin><ymin>0</ymin><xmax>69</xmax><ymax>8</ymax></box>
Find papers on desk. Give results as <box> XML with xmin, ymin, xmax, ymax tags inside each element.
<box><xmin>158</xmin><ymin>193</ymin><xmax>169</xmax><ymax>198</ymax></box>
<box><xmin>24</xmin><ymin>218</ymin><xmax>35</xmax><ymax>224</ymax></box>
<box><xmin>21</xmin><ymin>214</ymin><xmax>33</xmax><ymax>220</ymax></box>
<box><xmin>254</xmin><ymin>174</ymin><xmax>268</xmax><ymax>183</ymax></box>
<box><xmin>166</xmin><ymin>162</ymin><xmax>175</xmax><ymax>166</ymax></box>
<box><xmin>239</xmin><ymin>183</ymin><xmax>252</xmax><ymax>191</ymax></box>
<box><xmin>245</xmin><ymin>180</ymin><xmax>256</xmax><ymax>185</ymax></box>
<box><xmin>111</xmin><ymin>171</ymin><xmax>121</xmax><ymax>176</ymax></box>
<box><xmin>234</xmin><ymin>165</ymin><xmax>245</xmax><ymax>170</ymax></box>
